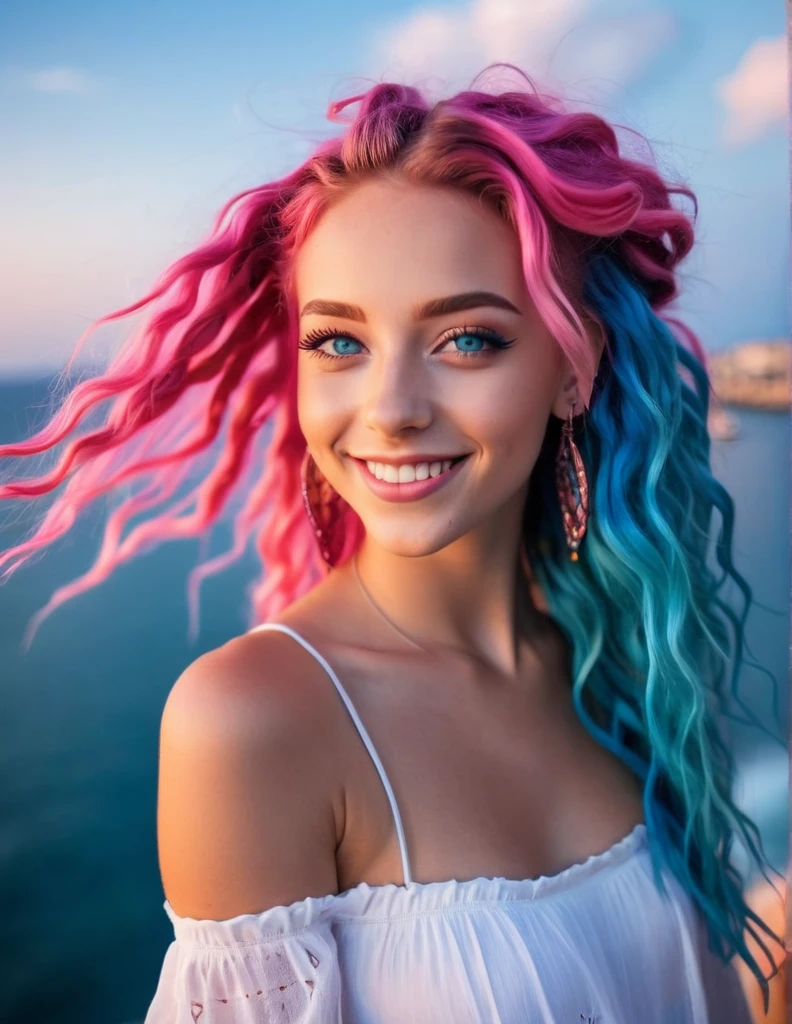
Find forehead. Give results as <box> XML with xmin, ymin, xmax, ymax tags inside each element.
<box><xmin>293</xmin><ymin>180</ymin><xmax>526</xmax><ymax>311</ymax></box>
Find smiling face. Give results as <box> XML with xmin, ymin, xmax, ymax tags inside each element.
<box><xmin>293</xmin><ymin>178</ymin><xmax>574</xmax><ymax>559</ymax></box>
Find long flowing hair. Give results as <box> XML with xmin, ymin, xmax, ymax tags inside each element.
<box><xmin>0</xmin><ymin>65</ymin><xmax>784</xmax><ymax>1008</ymax></box>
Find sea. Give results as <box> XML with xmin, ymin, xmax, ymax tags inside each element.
<box><xmin>0</xmin><ymin>376</ymin><xmax>788</xmax><ymax>1024</ymax></box>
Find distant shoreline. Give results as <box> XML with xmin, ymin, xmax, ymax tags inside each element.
<box><xmin>714</xmin><ymin>388</ymin><xmax>788</xmax><ymax>412</ymax></box>
<box><xmin>705</xmin><ymin>340</ymin><xmax>788</xmax><ymax>413</ymax></box>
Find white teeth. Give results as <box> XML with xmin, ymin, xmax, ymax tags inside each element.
<box><xmin>364</xmin><ymin>458</ymin><xmax>463</xmax><ymax>483</ymax></box>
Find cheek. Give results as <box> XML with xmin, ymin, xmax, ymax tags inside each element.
<box><xmin>448</xmin><ymin>364</ymin><xmax>555</xmax><ymax>462</ymax></box>
<box><xmin>296</xmin><ymin>370</ymin><xmax>347</xmax><ymax>445</ymax></box>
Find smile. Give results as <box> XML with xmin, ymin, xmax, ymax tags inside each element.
<box><xmin>365</xmin><ymin>456</ymin><xmax>468</xmax><ymax>483</ymax></box>
<box><xmin>352</xmin><ymin>454</ymin><xmax>471</xmax><ymax>503</ymax></box>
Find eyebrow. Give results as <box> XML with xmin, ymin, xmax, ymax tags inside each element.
<box><xmin>299</xmin><ymin>290</ymin><xmax>522</xmax><ymax>321</ymax></box>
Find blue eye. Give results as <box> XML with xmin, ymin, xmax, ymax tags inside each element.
<box><xmin>452</xmin><ymin>333</ymin><xmax>487</xmax><ymax>353</ymax></box>
<box><xmin>441</xmin><ymin>326</ymin><xmax>517</xmax><ymax>358</ymax></box>
<box><xmin>298</xmin><ymin>329</ymin><xmax>365</xmax><ymax>360</ymax></box>
<box><xmin>329</xmin><ymin>337</ymin><xmax>362</xmax><ymax>356</ymax></box>
<box><xmin>299</xmin><ymin>325</ymin><xmax>516</xmax><ymax>366</ymax></box>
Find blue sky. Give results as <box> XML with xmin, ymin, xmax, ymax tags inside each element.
<box><xmin>0</xmin><ymin>0</ymin><xmax>787</xmax><ymax>375</ymax></box>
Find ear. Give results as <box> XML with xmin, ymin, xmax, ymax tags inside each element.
<box><xmin>550</xmin><ymin>317</ymin><xmax>605</xmax><ymax>420</ymax></box>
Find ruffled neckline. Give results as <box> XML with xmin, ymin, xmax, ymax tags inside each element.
<box><xmin>165</xmin><ymin>822</ymin><xmax>649</xmax><ymax>945</ymax></box>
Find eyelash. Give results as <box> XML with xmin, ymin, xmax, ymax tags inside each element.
<box><xmin>297</xmin><ymin>324</ymin><xmax>517</xmax><ymax>361</ymax></box>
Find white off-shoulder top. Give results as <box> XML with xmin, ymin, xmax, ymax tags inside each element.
<box><xmin>143</xmin><ymin>623</ymin><xmax>754</xmax><ymax>1023</ymax></box>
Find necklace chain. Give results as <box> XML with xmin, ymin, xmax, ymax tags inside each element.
<box><xmin>352</xmin><ymin>547</ymin><xmax>538</xmax><ymax>665</ymax></box>
<box><xmin>352</xmin><ymin>550</ymin><xmax>433</xmax><ymax>655</ymax></box>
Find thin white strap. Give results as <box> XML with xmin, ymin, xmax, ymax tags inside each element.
<box><xmin>249</xmin><ymin>622</ymin><xmax>413</xmax><ymax>886</ymax></box>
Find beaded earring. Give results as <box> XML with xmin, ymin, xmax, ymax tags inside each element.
<box><xmin>555</xmin><ymin>400</ymin><xmax>589</xmax><ymax>561</ymax></box>
<box><xmin>300</xmin><ymin>447</ymin><xmax>345</xmax><ymax>568</ymax></box>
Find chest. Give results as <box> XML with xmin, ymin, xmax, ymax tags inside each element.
<box><xmin>331</xmin><ymin>642</ymin><xmax>645</xmax><ymax>891</ymax></box>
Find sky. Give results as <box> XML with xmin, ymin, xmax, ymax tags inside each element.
<box><xmin>0</xmin><ymin>0</ymin><xmax>787</xmax><ymax>376</ymax></box>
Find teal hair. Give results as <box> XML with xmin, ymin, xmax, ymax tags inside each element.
<box><xmin>525</xmin><ymin>252</ymin><xmax>785</xmax><ymax>1013</ymax></box>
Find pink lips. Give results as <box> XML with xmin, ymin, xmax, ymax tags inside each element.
<box><xmin>353</xmin><ymin>456</ymin><xmax>470</xmax><ymax>503</ymax></box>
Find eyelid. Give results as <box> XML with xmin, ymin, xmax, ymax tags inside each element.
<box><xmin>299</xmin><ymin>324</ymin><xmax>366</xmax><ymax>349</ymax></box>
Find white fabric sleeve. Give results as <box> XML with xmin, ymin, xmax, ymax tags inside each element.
<box><xmin>143</xmin><ymin>908</ymin><xmax>342</xmax><ymax>1023</ymax></box>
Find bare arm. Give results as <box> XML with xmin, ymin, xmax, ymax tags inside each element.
<box><xmin>157</xmin><ymin>635</ymin><xmax>342</xmax><ymax>921</ymax></box>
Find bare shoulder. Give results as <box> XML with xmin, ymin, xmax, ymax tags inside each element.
<box><xmin>157</xmin><ymin>629</ymin><xmax>345</xmax><ymax>921</ymax></box>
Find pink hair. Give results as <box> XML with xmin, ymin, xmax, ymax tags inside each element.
<box><xmin>0</xmin><ymin>65</ymin><xmax>701</xmax><ymax>651</ymax></box>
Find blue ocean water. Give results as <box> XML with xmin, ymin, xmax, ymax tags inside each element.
<box><xmin>0</xmin><ymin>377</ymin><xmax>787</xmax><ymax>1024</ymax></box>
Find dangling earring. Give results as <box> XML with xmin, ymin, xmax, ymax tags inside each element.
<box><xmin>300</xmin><ymin>447</ymin><xmax>345</xmax><ymax>568</ymax></box>
<box><xmin>555</xmin><ymin>400</ymin><xmax>589</xmax><ymax>562</ymax></box>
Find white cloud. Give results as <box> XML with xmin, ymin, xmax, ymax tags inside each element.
<box><xmin>19</xmin><ymin>65</ymin><xmax>99</xmax><ymax>95</ymax></box>
<box><xmin>367</xmin><ymin>0</ymin><xmax>677</xmax><ymax>105</ymax></box>
<box><xmin>715</xmin><ymin>35</ymin><xmax>787</xmax><ymax>146</ymax></box>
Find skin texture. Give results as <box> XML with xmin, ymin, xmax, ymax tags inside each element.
<box><xmin>158</xmin><ymin>179</ymin><xmax>645</xmax><ymax>926</ymax></box>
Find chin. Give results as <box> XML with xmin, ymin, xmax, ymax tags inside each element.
<box><xmin>361</xmin><ymin>520</ymin><xmax>468</xmax><ymax>559</ymax></box>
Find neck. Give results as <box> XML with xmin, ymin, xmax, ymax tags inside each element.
<box><xmin>351</xmin><ymin>522</ymin><xmax>542</xmax><ymax>678</ymax></box>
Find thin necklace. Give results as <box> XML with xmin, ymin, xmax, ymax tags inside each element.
<box><xmin>352</xmin><ymin>549</ymin><xmax>433</xmax><ymax>655</ymax></box>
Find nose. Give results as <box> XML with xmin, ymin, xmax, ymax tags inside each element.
<box><xmin>361</xmin><ymin>352</ymin><xmax>432</xmax><ymax>438</ymax></box>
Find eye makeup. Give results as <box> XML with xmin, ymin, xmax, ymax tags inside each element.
<box><xmin>298</xmin><ymin>323</ymin><xmax>517</xmax><ymax>361</ymax></box>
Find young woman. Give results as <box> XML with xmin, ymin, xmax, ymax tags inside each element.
<box><xmin>0</xmin><ymin>67</ymin><xmax>784</xmax><ymax>1021</ymax></box>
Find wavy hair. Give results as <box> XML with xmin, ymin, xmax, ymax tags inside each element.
<box><xmin>0</xmin><ymin>65</ymin><xmax>784</xmax><ymax>1008</ymax></box>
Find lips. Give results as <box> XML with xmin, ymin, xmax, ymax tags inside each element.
<box><xmin>353</xmin><ymin>453</ymin><xmax>471</xmax><ymax>503</ymax></box>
